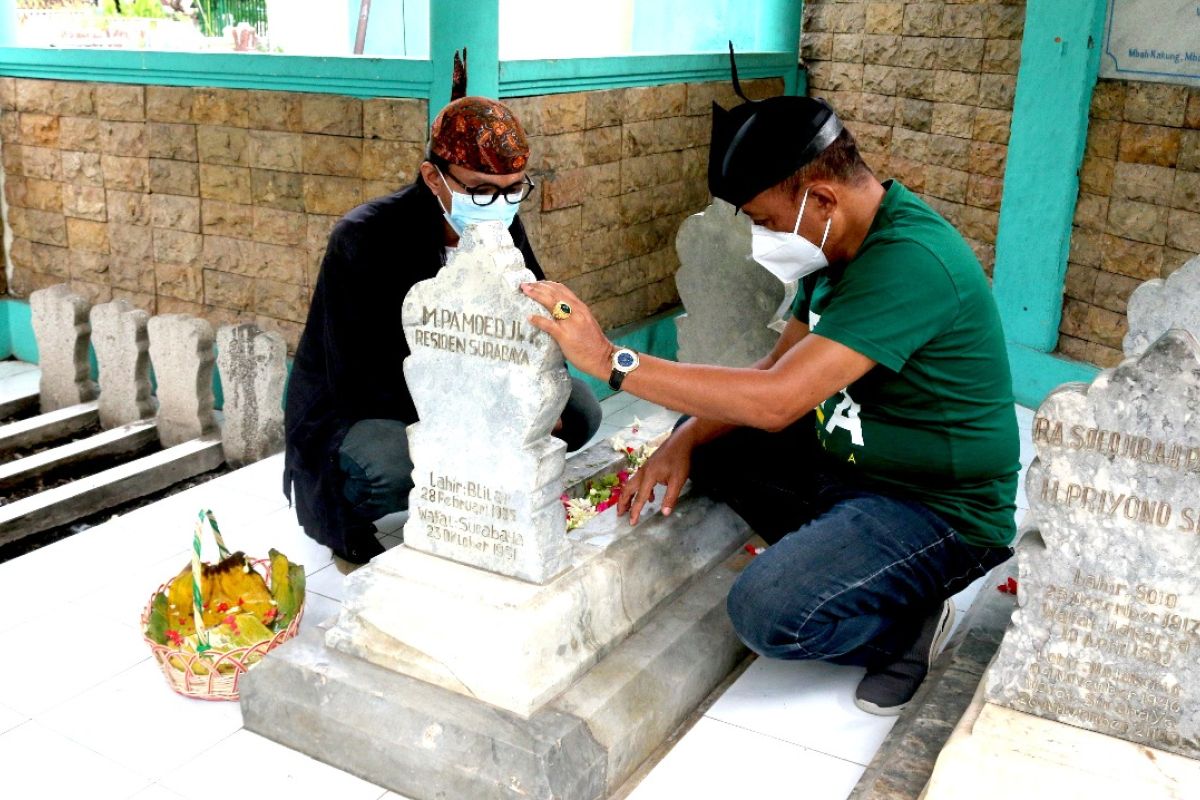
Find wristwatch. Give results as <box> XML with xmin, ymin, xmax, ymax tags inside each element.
<box><xmin>608</xmin><ymin>347</ymin><xmax>640</xmax><ymax>391</ymax></box>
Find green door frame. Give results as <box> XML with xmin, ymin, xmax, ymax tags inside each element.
<box><xmin>993</xmin><ymin>0</ymin><xmax>1109</xmax><ymax>406</ymax></box>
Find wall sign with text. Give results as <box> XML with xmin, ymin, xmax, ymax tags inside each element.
<box><xmin>1101</xmin><ymin>0</ymin><xmax>1200</xmax><ymax>87</ymax></box>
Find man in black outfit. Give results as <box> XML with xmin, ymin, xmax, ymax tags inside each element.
<box><xmin>284</xmin><ymin>72</ymin><xmax>601</xmax><ymax>567</ymax></box>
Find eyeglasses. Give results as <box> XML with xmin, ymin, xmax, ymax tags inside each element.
<box><xmin>443</xmin><ymin>168</ymin><xmax>536</xmax><ymax>206</ymax></box>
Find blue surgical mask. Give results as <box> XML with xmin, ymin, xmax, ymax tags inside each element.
<box><xmin>437</xmin><ymin>169</ymin><xmax>520</xmax><ymax>233</ymax></box>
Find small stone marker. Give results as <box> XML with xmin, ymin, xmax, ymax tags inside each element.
<box><xmin>30</xmin><ymin>284</ymin><xmax>98</xmax><ymax>412</ymax></box>
<box><xmin>148</xmin><ymin>315</ymin><xmax>216</xmax><ymax>448</ymax></box>
<box><xmin>1124</xmin><ymin>254</ymin><xmax>1200</xmax><ymax>358</ymax></box>
<box><xmin>401</xmin><ymin>221</ymin><xmax>572</xmax><ymax>584</ymax></box>
<box><xmin>216</xmin><ymin>324</ymin><xmax>286</xmax><ymax>467</ymax></box>
<box><xmin>986</xmin><ymin>329</ymin><xmax>1200</xmax><ymax>758</ymax></box>
<box><xmin>674</xmin><ymin>198</ymin><xmax>792</xmax><ymax>366</ymax></box>
<box><xmin>89</xmin><ymin>300</ymin><xmax>154</xmax><ymax>429</ymax></box>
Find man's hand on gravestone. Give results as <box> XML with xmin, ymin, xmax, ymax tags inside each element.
<box><xmin>521</xmin><ymin>281</ymin><xmax>615</xmax><ymax>379</ymax></box>
<box><xmin>619</xmin><ymin>427</ymin><xmax>694</xmax><ymax>525</ymax></box>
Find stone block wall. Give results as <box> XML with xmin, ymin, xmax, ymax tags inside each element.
<box><xmin>0</xmin><ymin>79</ymin><xmax>427</xmax><ymax>351</ymax></box>
<box><xmin>0</xmin><ymin>76</ymin><xmax>780</xmax><ymax>346</ymax></box>
<box><xmin>1059</xmin><ymin>80</ymin><xmax>1200</xmax><ymax>368</ymax></box>
<box><xmin>801</xmin><ymin>0</ymin><xmax>1026</xmax><ymax>275</ymax></box>
<box><xmin>507</xmin><ymin>77</ymin><xmax>780</xmax><ymax>330</ymax></box>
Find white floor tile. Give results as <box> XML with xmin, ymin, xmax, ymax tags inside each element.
<box><xmin>37</xmin><ymin>659</ymin><xmax>243</xmax><ymax>782</ymax></box>
<box><xmin>1015</xmin><ymin>404</ymin><xmax>1035</xmax><ymax>430</ymax></box>
<box><xmin>0</xmin><ymin>359</ymin><xmax>38</xmax><ymax>379</ymax></box>
<box><xmin>219</xmin><ymin>506</ymin><xmax>334</xmax><ymax>577</ymax></box>
<box><xmin>158</xmin><ymin>729</ymin><xmax>387</xmax><ymax>800</ymax></box>
<box><xmin>0</xmin><ymin>613</ymin><xmax>151</xmax><ymax>717</ymax></box>
<box><xmin>299</xmin><ymin>590</ymin><xmax>343</xmax><ymax>636</ymax></box>
<box><xmin>307</xmin><ymin>562</ymin><xmax>349</xmax><ymax>602</ymax></box>
<box><xmin>704</xmin><ymin>657</ymin><xmax>896</xmax><ymax>765</ymax></box>
<box><xmin>599</xmin><ymin>390</ymin><xmax>639</xmax><ymax>413</ymax></box>
<box><xmin>627</xmin><ymin>717</ymin><xmax>863</xmax><ymax>800</ymax></box>
<box><xmin>0</xmin><ymin>702</ymin><xmax>26</xmax><ymax>736</ymax></box>
<box><xmin>81</xmin><ymin>550</ymin><xmax>195</xmax><ymax>633</ymax></box>
<box><xmin>374</xmin><ymin>510</ymin><xmax>408</xmax><ymax>535</ymax></box>
<box><xmin>204</xmin><ymin>454</ymin><xmax>288</xmax><ymax>504</ymax></box>
<box><xmin>0</xmin><ymin>367</ymin><xmax>39</xmax><ymax>404</ymax></box>
<box><xmin>0</xmin><ymin>720</ymin><xmax>151</xmax><ymax>800</ymax></box>
<box><xmin>128</xmin><ymin>785</ymin><xmax>188</xmax><ymax>799</ymax></box>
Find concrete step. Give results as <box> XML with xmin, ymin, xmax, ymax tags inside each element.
<box><xmin>0</xmin><ymin>436</ymin><xmax>225</xmax><ymax>546</ymax></box>
<box><xmin>0</xmin><ymin>389</ymin><xmax>38</xmax><ymax>422</ymax></box>
<box><xmin>0</xmin><ymin>402</ymin><xmax>100</xmax><ymax>456</ymax></box>
<box><xmin>0</xmin><ymin>419</ymin><xmax>158</xmax><ymax>491</ymax></box>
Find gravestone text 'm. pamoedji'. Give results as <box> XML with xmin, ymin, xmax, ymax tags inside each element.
<box><xmin>400</xmin><ymin>221</ymin><xmax>573</xmax><ymax>584</ymax></box>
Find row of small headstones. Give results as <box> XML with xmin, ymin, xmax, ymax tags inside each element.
<box><xmin>29</xmin><ymin>284</ymin><xmax>284</xmax><ymax>467</ymax></box>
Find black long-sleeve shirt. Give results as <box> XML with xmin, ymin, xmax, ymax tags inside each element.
<box><xmin>283</xmin><ymin>180</ymin><xmax>543</xmax><ymax>550</ymax></box>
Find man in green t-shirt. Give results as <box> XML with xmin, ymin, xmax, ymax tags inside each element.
<box><xmin>520</xmin><ymin>83</ymin><xmax>1018</xmax><ymax>715</ymax></box>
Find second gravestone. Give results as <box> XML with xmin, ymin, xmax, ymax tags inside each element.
<box><xmin>400</xmin><ymin>222</ymin><xmax>572</xmax><ymax>584</ymax></box>
<box><xmin>986</xmin><ymin>330</ymin><xmax>1200</xmax><ymax>757</ymax></box>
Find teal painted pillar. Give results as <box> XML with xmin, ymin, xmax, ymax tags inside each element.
<box><xmin>783</xmin><ymin>1</ymin><xmax>804</xmax><ymax>96</ymax></box>
<box><xmin>992</xmin><ymin>0</ymin><xmax>1108</xmax><ymax>353</ymax></box>
<box><xmin>0</xmin><ymin>0</ymin><xmax>17</xmax><ymax>47</ymax></box>
<box><xmin>429</xmin><ymin>0</ymin><xmax>499</xmax><ymax>123</ymax></box>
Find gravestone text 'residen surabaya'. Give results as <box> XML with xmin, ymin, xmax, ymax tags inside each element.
<box><xmin>986</xmin><ymin>329</ymin><xmax>1200</xmax><ymax>758</ymax></box>
<box><xmin>400</xmin><ymin>221</ymin><xmax>572</xmax><ymax>584</ymax></box>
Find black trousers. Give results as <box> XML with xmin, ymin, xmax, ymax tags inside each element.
<box><xmin>337</xmin><ymin>376</ymin><xmax>602</xmax><ymax>549</ymax></box>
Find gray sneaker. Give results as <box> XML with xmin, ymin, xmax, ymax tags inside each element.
<box><xmin>854</xmin><ymin>598</ymin><xmax>955</xmax><ymax>716</ymax></box>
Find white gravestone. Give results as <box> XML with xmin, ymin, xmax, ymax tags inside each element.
<box><xmin>30</xmin><ymin>284</ymin><xmax>98</xmax><ymax>412</ymax></box>
<box><xmin>216</xmin><ymin>324</ymin><xmax>286</xmax><ymax>467</ymax></box>
<box><xmin>674</xmin><ymin>198</ymin><xmax>793</xmax><ymax>366</ymax></box>
<box><xmin>400</xmin><ymin>221</ymin><xmax>572</xmax><ymax>584</ymax></box>
<box><xmin>89</xmin><ymin>300</ymin><xmax>154</xmax><ymax>428</ymax></box>
<box><xmin>986</xmin><ymin>329</ymin><xmax>1200</xmax><ymax>758</ymax></box>
<box><xmin>148</xmin><ymin>315</ymin><xmax>217</xmax><ymax>448</ymax></box>
<box><xmin>1124</xmin><ymin>254</ymin><xmax>1200</xmax><ymax>358</ymax></box>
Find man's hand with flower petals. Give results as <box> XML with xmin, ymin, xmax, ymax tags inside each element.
<box><xmin>617</xmin><ymin>424</ymin><xmax>697</xmax><ymax>524</ymax></box>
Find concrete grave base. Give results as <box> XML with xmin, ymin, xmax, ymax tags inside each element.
<box><xmin>921</xmin><ymin>680</ymin><xmax>1200</xmax><ymax>800</ymax></box>
<box><xmin>323</xmin><ymin>491</ymin><xmax>749</xmax><ymax>718</ymax></box>
<box><xmin>242</xmin><ymin>545</ymin><xmax>752</xmax><ymax>800</ymax></box>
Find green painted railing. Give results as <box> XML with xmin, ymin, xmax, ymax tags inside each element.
<box><xmin>499</xmin><ymin>51</ymin><xmax>800</xmax><ymax>98</ymax></box>
<box><xmin>0</xmin><ymin>46</ymin><xmax>432</xmax><ymax>97</ymax></box>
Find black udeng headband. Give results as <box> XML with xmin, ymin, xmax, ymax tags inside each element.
<box><xmin>721</xmin><ymin>110</ymin><xmax>844</xmax><ymax>188</ymax></box>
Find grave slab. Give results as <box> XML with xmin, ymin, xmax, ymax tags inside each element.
<box><xmin>326</xmin><ymin>490</ymin><xmax>749</xmax><ymax>718</ymax></box>
<box><xmin>216</xmin><ymin>324</ymin><xmax>286</xmax><ymax>467</ymax></box>
<box><xmin>674</xmin><ymin>199</ymin><xmax>791</xmax><ymax>366</ymax></box>
<box><xmin>922</xmin><ymin>678</ymin><xmax>1200</xmax><ymax>800</ymax></box>
<box><xmin>30</xmin><ymin>284</ymin><xmax>97</xmax><ymax>412</ymax></box>
<box><xmin>90</xmin><ymin>300</ymin><xmax>154</xmax><ymax>429</ymax></box>
<box><xmin>246</xmin><ymin>220</ymin><xmax>755</xmax><ymax>798</ymax></box>
<box><xmin>148</xmin><ymin>315</ymin><xmax>216</xmax><ymax>448</ymax></box>
<box><xmin>985</xmin><ymin>330</ymin><xmax>1200</xmax><ymax>758</ymax></box>
<box><xmin>243</xmin><ymin>543</ymin><xmax>750</xmax><ymax>800</ymax></box>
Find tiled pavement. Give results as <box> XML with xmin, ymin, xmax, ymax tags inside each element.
<box><xmin>0</xmin><ymin>360</ymin><xmax>1035</xmax><ymax>800</ymax></box>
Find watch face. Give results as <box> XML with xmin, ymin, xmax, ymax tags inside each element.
<box><xmin>616</xmin><ymin>350</ymin><xmax>637</xmax><ymax>369</ymax></box>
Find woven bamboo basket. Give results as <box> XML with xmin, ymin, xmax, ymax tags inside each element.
<box><xmin>140</xmin><ymin>510</ymin><xmax>305</xmax><ymax>701</ymax></box>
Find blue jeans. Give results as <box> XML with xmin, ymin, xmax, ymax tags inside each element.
<box><xmin>690</xmin><ymin>420</ymin><xmax>1012</xmax><ymax>668</ymax></box>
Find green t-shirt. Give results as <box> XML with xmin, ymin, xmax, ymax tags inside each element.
<box><xmin>792</xmin><ymin>180</ymin><xmax>1018</xmax><ymax>548</ymax></box>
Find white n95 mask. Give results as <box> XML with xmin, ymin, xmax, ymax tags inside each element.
<box><xmin>750</xmin><ymin>188</ymin><xmax>831</xmax><ymax>283</ymax></box>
